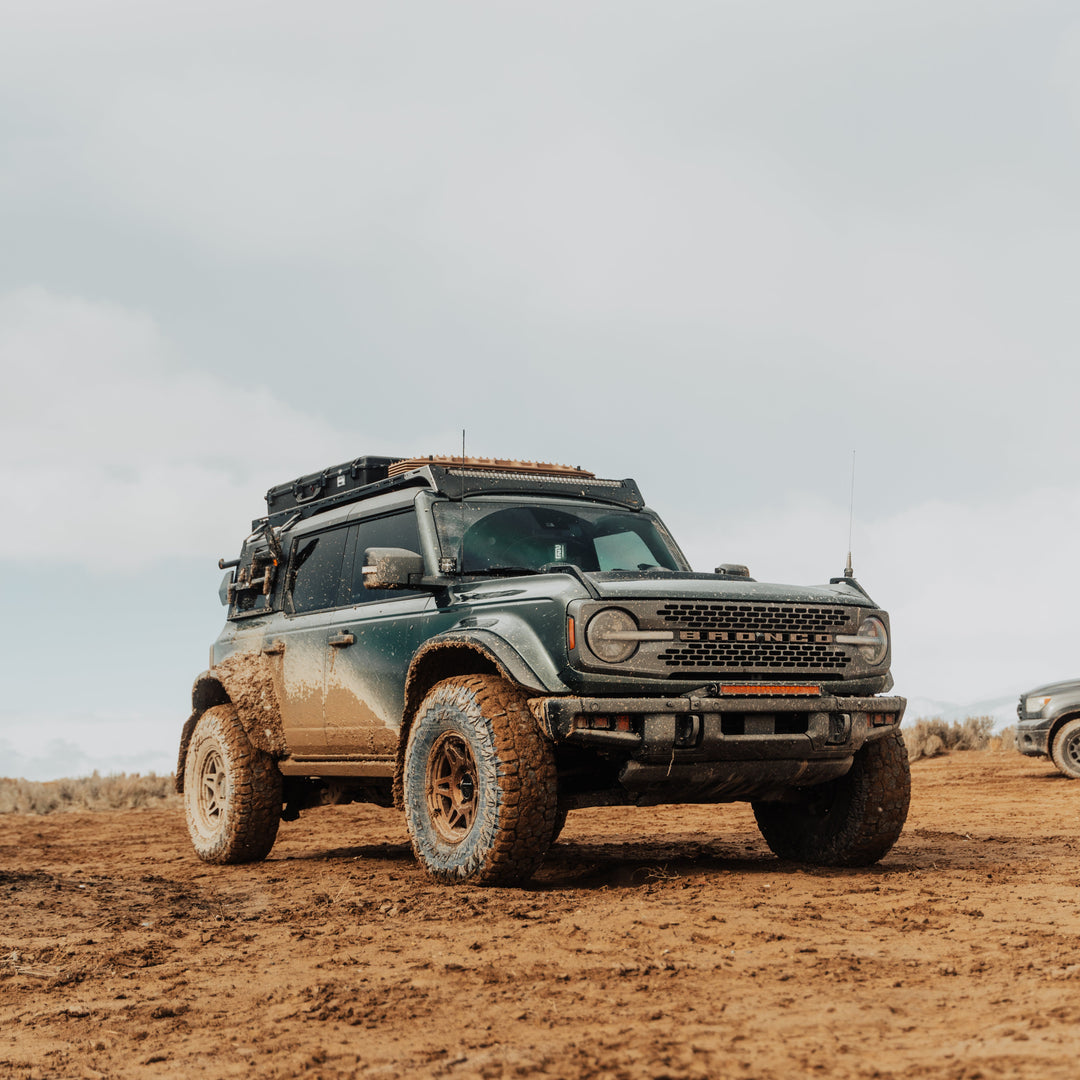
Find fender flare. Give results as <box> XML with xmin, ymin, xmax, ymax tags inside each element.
<box><xmin>175</xmin><ymin>652</ymin><xmax>288</xmax><ymax>793</ymax></box>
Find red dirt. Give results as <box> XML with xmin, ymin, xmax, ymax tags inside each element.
<box><xmin>2</xmin><ymin>749</ymin><xmax>1078</xmax><ymax>1079</ymax></box>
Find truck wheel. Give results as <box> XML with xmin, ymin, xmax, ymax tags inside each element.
<box><xmin>752</xmin><ymin>731</ymin><xmax>911</xmax><ymax>867</ymax></box>
<box><xmin>403</xmin><ymin>675</ymin><xmax>558</xmax><ymax>885</ymax></box>
<box><xmin>1051</xmin><ymin>718</ymin><xmax>1080</xmax><ymax>779</ymax></box>
<box><xmin>184</xmin><ymin>704</ymin><xmax>283</xmax><ymax>864</ymax></box>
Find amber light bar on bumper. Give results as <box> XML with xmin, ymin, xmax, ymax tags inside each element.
<box><xmin>719</xmin><ymin>684</ymin><xmax>822</xmax><ymax>696</ymax></box>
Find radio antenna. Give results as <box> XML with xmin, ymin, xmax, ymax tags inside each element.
<box><xmin>458</xmin><ymin>428</ymin><xmax>466</xmax><ymax>574</ymax></box>
<box><xmin>845</xmin><ymin>449</ymin><xmax>856</xmax><ymax>578</ymax></box>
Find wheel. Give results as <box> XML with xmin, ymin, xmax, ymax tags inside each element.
<box><xmin>1051</xmin><ymin>718</ymin><xmax>1080</xmax><ymax>779</ymax></box>
<box><xmin>752</xmin><ymin>731</ymin><xmax>911</xmax><ymax>867</ymax></box>
<box><xmin>184</xmin><ymin>704</ymin><xmax>283</xmax><ymax>864</ymax></box>
<box><xmin>403</xmin><ymin>675</ymin><xmax>558</xmax><ymax>885</ymax></box>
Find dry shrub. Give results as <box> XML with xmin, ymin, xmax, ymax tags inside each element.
<box><xmin>988</xmin><ymin>725</ymin><xmax>1017</xmax><ymax>753</ymax></box>
<box><xmin>0</xmin><ymin>772</ymin><xmax>180</xmax><ymax>815</ymax></box>
<box><xmin>906</xmin><ymin>716</ymin><xmax>999</xmax><ymax>762</ymax></box>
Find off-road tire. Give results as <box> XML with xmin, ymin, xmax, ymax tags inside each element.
<box><xmin>403</xmin><ymin>675</ymin><xmax>558</xmax><ymax>885</ymax></box>
<box><xmin>752</xmin><ymin>731</ymin><xmax>911</xmax><ymax>867</ymax></box>
<box><xmin>184</xmin><ymin>704</ymin><xmax>283</xmax><ymax>864</ymax></box>
<box><xmin>1050</xmin><ymin>718</ymin><xmax>1080</xmax><ymax>779</ymax></box>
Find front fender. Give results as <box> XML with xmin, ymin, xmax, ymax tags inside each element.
<box><xmin>423</xmin><ymin>627</ymin><xmax>570</xmax><ymax>696</ymax></box>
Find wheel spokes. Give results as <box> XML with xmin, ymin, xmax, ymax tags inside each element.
<box><xmin>199</xmin><ymin>749</ymin><xmax>226</xmax><ymax>822</ymax></box>
<box><xmin>426</xmin><ymin>733</ymin><xmax>479</xmax><ymax>843</ymax></box>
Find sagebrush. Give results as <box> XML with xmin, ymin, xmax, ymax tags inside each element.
<box><xmin>0</xmin><ymin>772</ymin><xmax>180</xmax><ymax>815</ymax></box>
<box><xmin>905</xmin><ymin>717</ymin><xmax>1016</xmax><ymax>762</ymax></box>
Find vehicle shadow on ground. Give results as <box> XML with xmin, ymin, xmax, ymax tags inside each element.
<box><xmin>277</xmin><ymin>836</ymin><xmax>926</xmax><ymax>890</ymax></box>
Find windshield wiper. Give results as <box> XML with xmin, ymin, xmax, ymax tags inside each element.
<box><xmin>466</xmin><ymin>566</ymin><xmax>541</xmax><ymax>577</ymax></box>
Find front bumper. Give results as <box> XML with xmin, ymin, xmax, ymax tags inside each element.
<box><xmin>1015</xmin><ymin>716</ymin><xmax>1051</xmax><ymax>758</ymax></box>
<box><xmin>530</xmin><ymin>692</ymin><xmax>905</xmax><ymax>758</ymax></box>
<box><xmin>529</xmin><ymin>692</ymin><xmax>905</xmax><ymax>803</ymax></box>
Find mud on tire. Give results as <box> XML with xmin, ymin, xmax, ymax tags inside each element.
<box><xmin>1050</xmin><ymin>717</ymin><xmax>1080</xmax><ymax>779</ymax></box>
<box><xmin>752</xmin><ymin>730</ymin><xmax>911</xmax><ymax>867</ymax></box>
<box><xmin>184</xmin><ymin>704</ymin><xmax>283</xmax><ymax>864</ymax></box>
<box><xmin>403</xmin><ymin>675</ymin><xmax>558</xmax><ymax>885</ymax></box>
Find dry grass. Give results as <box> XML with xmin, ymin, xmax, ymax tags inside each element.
<box><xmin>0</xmin><ymin>772</ymin><xmax>180</xmax><ymax>815</ymax></box>
<box><xmin>905</xmin><ymin>716</ymin><xmax>1017</xmax><ymax>762</ymax></box>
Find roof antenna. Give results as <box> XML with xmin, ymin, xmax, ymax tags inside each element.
<box><xmin>844</xmin><ymin>449</ymin><xmax>856</xmax><ymax>579</ymax></box>
<box><xmin>458</xmin><ymin>428</ymin><xmax>466</xmax><ymax>574</ymax></box>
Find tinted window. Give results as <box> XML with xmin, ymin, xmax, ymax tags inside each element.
<box><xmin>288</xmin><ymin>527</ymin><xmax>349</xmax><ymax>613</ymax></box>
<box><xmin>346</xmin><ymin>512</ymin><xmax>423</xmax><ymax>604</ymax></box>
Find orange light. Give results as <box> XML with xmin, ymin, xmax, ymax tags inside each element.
<box><xmin>567</xmin><ymin>616</ymin><xmax>576</xmax><ymax>652</ymax></box>
<box><xmin>719</xmin><ymin>684</ymin><xmax>821</xmax><ymax>697</ymax></box>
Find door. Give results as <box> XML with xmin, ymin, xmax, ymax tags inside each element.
<box><xmin>276</xmin><ymin>524</ymin><xmax>351</xmax><ymax>756</ymax></box>
<box><xmin>323</xmin><ymin>510</ymin><xmax>440</xmax><ymax>759</ymax></box>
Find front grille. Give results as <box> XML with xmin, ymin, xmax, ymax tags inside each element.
<box><xmin>658</xmin><ymin>638</ymin><xmax>846</xmax><ymax>671</ymax></box>
<box><xmin>655</xmin><ymin>602</ymin><xmax>850</xmax><ymax>674</ymax></box>
<box><xmin>657</xmin><ymin>602</ymin><xmax>848</xmax><ymax>632</ymax></box>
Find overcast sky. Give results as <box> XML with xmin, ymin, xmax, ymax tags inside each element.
<box><xmin>2</xmin><ymin>1</ymin><xmax>1079</xmax><ymax>779</ymax></box>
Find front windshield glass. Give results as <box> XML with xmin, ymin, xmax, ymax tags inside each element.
<box><xmin>432</xmin><ymin>500</ymin><xmax>686</xmax><ymax>573</ymax></box>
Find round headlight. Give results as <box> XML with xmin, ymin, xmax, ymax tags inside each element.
<box><xmin>585</xmin><ymin>608</ymin><xmax>639</xmax><ymax>663</ymax></box>
<box><xmin>857</xmin><ymin>616</ymin><xmax>888</xmax><ymax>665</ymax></box>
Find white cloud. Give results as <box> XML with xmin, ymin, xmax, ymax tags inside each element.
<box><xmin>0</xmin><ymin>287</ymin><xmax>365</xmax><ymax>568</ymax></box>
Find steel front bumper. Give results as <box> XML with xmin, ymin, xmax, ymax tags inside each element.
<box><xmin>529</xmin><ymin>692</ymin><xmax>906</xmax><ymax>801</ymax></box>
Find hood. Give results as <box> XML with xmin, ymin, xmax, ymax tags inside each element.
<box><xmin>1021</xmin><ymin>677</ymin><xmax>1080</xmax><ymax>698</ymax></box>
<box><xmin>588</xmin><ymin>571</ymin><xmax>876</xmax><ymax>607</ymax></box>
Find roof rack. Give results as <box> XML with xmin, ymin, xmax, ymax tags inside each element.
<box><xmin>260</xmin><ymin>454</ymin><xmax>643</xmax><ymax>529</ymax></box>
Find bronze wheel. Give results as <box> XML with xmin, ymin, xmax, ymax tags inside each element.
<box><xmin>193</xmin><ymin>743</ymin><xmax>227</xmax><ymax>829</ymax></box>
<box><xmin>426</xmin><ymin>732</ymin><xmax>479</xmax><ymax>842</ymax></box>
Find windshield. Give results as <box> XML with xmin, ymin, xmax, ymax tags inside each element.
<box><xmin>432</xmin><ymin>500</ymin><xmax>686</xmax><ymax>574</ymax></box>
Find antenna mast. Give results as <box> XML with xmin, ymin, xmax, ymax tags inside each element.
<box><xmin>845</xmin><ymin>450</ymin><xmax>856</xmax><ymax>578</ymax></box>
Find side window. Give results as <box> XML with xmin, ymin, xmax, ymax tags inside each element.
<box><xmin>287</xmin><ymin>527</ymin><xmax>350</xmax><ymax>613</ymax></box>
<box><xmin>345</xmin><ymin>511</ymin><xmax>423</xmax><ymax>604</ymax></box>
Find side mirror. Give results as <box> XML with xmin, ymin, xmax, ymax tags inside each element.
<box><xmin>362</xmin><ymin>547</ymin><xmax>426</xmax><ymax>589</ymax></box>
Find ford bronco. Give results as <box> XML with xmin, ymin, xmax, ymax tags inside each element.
<box><xmin>177</xmin><ymin>455</ymin><xmax>910</xmax><ymax>884</ymax></box>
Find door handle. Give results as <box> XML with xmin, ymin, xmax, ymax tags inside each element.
<box><xmin>329</xmin><ymin>633</ymin><xmax>355</xmax><ymax>647</ymax></box>
<box><xmin>262</xmin><ymin>640</ymin><xmax>285</xmax><ymax>656</ymax></box>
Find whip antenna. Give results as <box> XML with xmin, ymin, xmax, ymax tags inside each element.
<box><xmin>845</xmin><ymin>450</ymin><xmax>856</xmax><ymax>578</ymax></box>
<box><xmin>458</xmin><ymin>428</ymin><xmax>466</xmax><ymax>574</ymax></box>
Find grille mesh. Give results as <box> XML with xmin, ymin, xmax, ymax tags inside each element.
<box><xmin>654</xmin><ymin>602</ymin><xmax>851</xmax><ymax>673</ymax></box>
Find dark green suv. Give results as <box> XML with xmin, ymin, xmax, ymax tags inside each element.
<box><xmin>178</xmin><ymin>455</ymin><xmax>910</xmax><ymax>885</ymax></box>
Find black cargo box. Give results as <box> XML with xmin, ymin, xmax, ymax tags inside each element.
<box><xmin>265</xmin><ymin>456</ymin><xmax>402</xmax><ymax>519</ymax></box>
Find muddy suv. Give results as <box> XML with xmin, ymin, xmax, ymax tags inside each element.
<box><xmin>1016</xmin><ymin>679</ymin><xmax>1080</xmax><ymax>778</ymax></box>
<box><xmin>178</xmin><ymin>455</ymin><xmax>910</xmax><ymax>885</ymax></box>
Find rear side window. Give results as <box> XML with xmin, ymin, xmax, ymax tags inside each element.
<box><xmin>345</xmin><ymin>512</ymin><xmax>423</xmax><ymax>604</ymax></box>
<box><xmin>288</xmin><ymin>527</ymin><xmax>350</xmax><ymax>613</ymax></box>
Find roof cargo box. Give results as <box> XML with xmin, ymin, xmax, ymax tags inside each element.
<box><xmin>265</xmin><ymin>456</ymin><xmax>401</xmax><ymax>519</ymax></box>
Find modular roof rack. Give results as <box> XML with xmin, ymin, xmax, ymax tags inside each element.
<box><xmin>260</xmin><ymin>455</ymin><xmax>644</xmax><ymax>529</ymax></box>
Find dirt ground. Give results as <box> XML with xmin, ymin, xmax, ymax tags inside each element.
<box><xmin>2</xmin><ymin>749</ymin><xmax>1078</xmax><ymax>1080</ymax></box>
